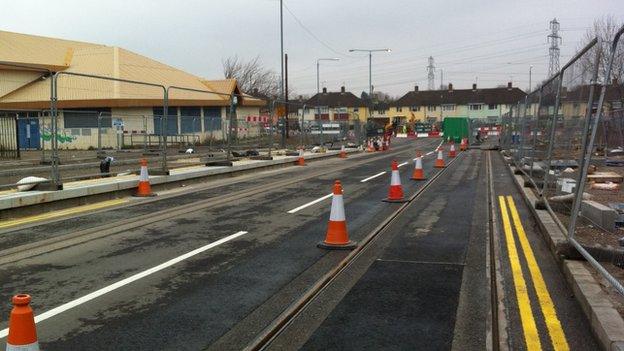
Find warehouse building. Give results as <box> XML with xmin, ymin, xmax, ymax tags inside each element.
<box><xmin>0</xmin><ymin>30</ymin><xmax>265</xmax><ymax>151</ymax></box>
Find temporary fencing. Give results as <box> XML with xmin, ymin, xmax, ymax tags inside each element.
<box><xmin>501</xmin><ymin>26</ymin><xmax>624</xmax><ymax>295</ymax></box>
<box><xmin>0</xmin><ymin>69</ymin><xmax>368</xmax><ymax>192</ymax></box>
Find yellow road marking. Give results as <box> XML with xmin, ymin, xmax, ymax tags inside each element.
<box><xmin>506</xmin><ymin>196</ymin><xmax>569</xmax><ymax>351</ymax></box>
<box><xmin>498</xmin><ymin>196</ymin><xmax>542</xmax><ymax>350</ymax></box>
<box><xmin>0</xmin><ymin>198</ymin><xmax>129</xmax><ymax>229</ymax></box>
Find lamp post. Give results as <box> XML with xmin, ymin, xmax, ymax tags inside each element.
<box><xmin>316</xmin><ymin>58</ymin><xmax>340</xmax><ymax>95</ymax></box>
<box><xmin>529</xmin><ymin>65</ymin><xmax>533</xmax><ymax>92</ymax></box>
<box><xmin>348</xmin><ymin>48</ymin><xmax>391</xmax><ymax>99</ymax></box>
<box><xmin>315</xmin><ymin>58</ymin><xmax>339</xmax><ymax>148</ymax></box>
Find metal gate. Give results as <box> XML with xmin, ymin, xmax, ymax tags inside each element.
<box><xmin>0</xmin><ymin>113</ymin><xmax>20</xmax><ymax>159</ymax></box>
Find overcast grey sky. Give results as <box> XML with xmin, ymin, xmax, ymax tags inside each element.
<box><xmin>2</xmin><ymin>0</ymin><xmax>623</xmax><ymax>96</ymax></box>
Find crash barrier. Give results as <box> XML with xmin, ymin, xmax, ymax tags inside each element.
<box><xmin>500</xmin><ymin>27</ymin><xmax>624</xmax><ymax>295</ymax></box>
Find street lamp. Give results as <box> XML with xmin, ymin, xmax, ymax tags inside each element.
<box><xmin>348</xmin><ymin>48</ymin><xmax>390</xmax><ymax>99</ymax></box>
<box><xmin>315</xmin><ymin>58</ymin><xmax>339</xmax><ymax>147</ymax></box>
<box><xmin>529</xmin><ymin>65</ymin><xmax>533</xmax><ymax>92</ymax></box>
<box><xmin>316</xmin><ymin>58</ymin><xmax>340</xmax><ymax>94</ymax></box>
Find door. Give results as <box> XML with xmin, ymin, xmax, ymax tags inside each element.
<box><xmin>18</xmin><ymin>115</ymin><xmax>41</xmax><ymax>149</ymax></box>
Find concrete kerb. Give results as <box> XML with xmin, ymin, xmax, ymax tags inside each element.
<box><xmin>503</xmin><ymin>154</ymin><xmax>624</xmax><ymax>351</ymax></box>
<box><xmin>0</xmin><ymin>149</ymin><xmax>360</xmax><ymax>220</ymax></box>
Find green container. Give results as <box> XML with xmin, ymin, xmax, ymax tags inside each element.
<box><xmin>442</xmin><ymin>117</ymin><xmax>469</xmax><ymax>143</ymax></box>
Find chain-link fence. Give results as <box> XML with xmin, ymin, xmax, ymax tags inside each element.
<box><xmin>501</xmin><ymin>26</ymin><xmax>624</xmax><ymax>295</ymax></box>
<box><xmin>0</xmin><ymin>71</ymin><xmax>368</xmax><ymax>190</ymax></box>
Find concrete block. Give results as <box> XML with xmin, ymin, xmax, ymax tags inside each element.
<box><xmin>591</xmin><ymin>306</ymin><xmax>624</xmax><ymax>351</ymax></box>
<box><xmin>582</xmin><ymin>200</ymin><xmax>618</xmax><ymax>232</ymax></box>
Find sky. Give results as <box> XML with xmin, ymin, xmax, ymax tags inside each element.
<box><xmin>2</xmin><ymin>0</ymin><xmax>623</xmax><ymax>97</ymax></box>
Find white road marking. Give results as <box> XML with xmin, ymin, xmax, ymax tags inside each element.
<box><xmin>360</xmin><ymin>171</ymin><xmax>387</xmax><ymax>183</ymax></box>
<box><xmin>287</xmin><ymin>193</ymin><xmax>333</xmax><ymax>214</ymax></box>
<box><xmin>0</xmin><ymin>230</ymin><xmax>248</xmax><ymax>339</ymax></box>
<box><xmin>397</xmin><ymin>162</ymin><xmax>409</xmax><ymax>168</ymax></box>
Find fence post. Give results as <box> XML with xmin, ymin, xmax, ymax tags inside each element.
<box><xmin>540</xmin><ymin>73</ymin><xmax>564</xmax><ymax>195</ymax></box>
<box><xmin>14</xmin><ymin>115</ymin><xmax>20</xmax><ymax>159</ymax></box>
<box><xmin>226</xmin><ymin>94</ymin><xmax>235</xmax><ymax>163</ymax></box>
<box><xmin>566</xmin><ymin>40</ymin><xmax>603</xmax><ymax>240</ymax></box>
<box><xmin>529</xmin><ymin>90</ymin><xmax>543</xmax><ymax>178</ymax></box>
<box><xmin>300</xmin><ymin>104</ymin><xmax>306</xmax><ymax>149</ymax></box>
<box><xmin>161</xmin><ymin>89</ymin><xmax>169</xmax><ymax>172</ymax></box>
<box><xmin>268</xmin><ymin>100</ymin><xmax>275</xmax><ymax>157</ymax></box>
<box><xmin>49</xmin><ymin>74</ymin><xmax>62</xmax><ymax>189</ymax></box>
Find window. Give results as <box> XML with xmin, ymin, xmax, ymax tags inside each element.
<box><xmin>376</xmin><ymin>109</ymin><xmax>387</xmax><ymax>114</ymax></box>
<box><xmin>488</xmin><ymin>104</ymin><xmax>498</xmax><ymax>110</ymax></box>
<box><xmin>203</xmin><ymin>107</ymin><xmax>222</xmax><ymax>131</ymax></box>
<box><xmin>442</xmin><ymin>104</ymin><xmax>455</xmax><ymax>111</ymax></box>
<box><xmin>410</xmin><ymin>106</ymin><xmax>420</xmax><ymax>112</ymax></box>
<box><xmin>63</xmin><ymin>108</ymin><xmax>111</xmax><ymax>128</ymax></box>
<box><xmin>180</xmin><ymin>107</ymin><xmax>201</xmax><ymax>133</ymax></box>
<box><xmin>153</xmin><ymin>107</ymin><xmax>178</xmax><ymax>135</ymax></box>
<box><xmin>396</xmin><ymin>107</ymin><xmax>403</xmax><ymax>112</ymax></box>
<box><xmin>353</xmin><ymin>107</ymin><xmax>359</xmax><ymax>112</ymax></box>
<box><xmin>427</xmin><ymin>106</ymin><xmax>436</xmax><ymax>112</ymax></box>
<box><xmin>469</xmin><ymin>104</ymin><xmax>483</xmax><ymax>111</ymax></box>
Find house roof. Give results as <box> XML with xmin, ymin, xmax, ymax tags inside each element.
<box><xmin>0</xmin><ymin>30</ymin><xmax>264</xmax><ymax>109</ymax></box>
<box><xmin>393</xmin><ymin>86</ymin><xmax>527</xmax><ymax>107</ymax></box>
<box><xmin>305</xmin><ymin>89</ymin><xmax>365</xmax><ymax>108</ymax></box>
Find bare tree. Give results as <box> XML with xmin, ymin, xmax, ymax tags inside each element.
<box><xmin>577</xmin><ymin>16</ymin><xmax>624</xmax><ymax>84</ymax></box>
<box><xmin>222</xmin><ymin>55</ymin><xmax>281</xmax><ymax>98</ymax></box>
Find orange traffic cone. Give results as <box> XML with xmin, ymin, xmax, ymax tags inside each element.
<box><xmin>134</xmin><ymin>159</ymin><xmax>155</xmax><ymax>197</ymax></box>
<box><xmin>339</xmin><ymin>145</ymin><xmax>347</xmax><ymax>158</ymax></box>
<box><xmin>411</xmin><ymin>153</ymin><xmax>426</xmax><ymax>180</ymax></box>
<box><xmin>435</xmin><ymin>148</ymin><xmax>445</xmax><ymax>168</ymax></box>
<box><xmin>449</xmin><ymin>143</ymin><xmax>456</xmax><ymax>158</ymax></box>
<box><xmin>460</xmin><ymin>138</ymin><xmax>468</xmax><ymax>151</ymax></box>
<box><xmin>318</xmin><ymin>180</ymin><xmax>356</xmax><ymax>250</ymax></box>
<box><xmin>6</xmin><ymin>294</ymin><xmax>39</xmax><ymax>351</ymax></box>
<box><xmin>297</xmin><ymin>149</ymin><xmax>306</xmax><ymax>166</ymax></box>
<box><xmin>366</xmin><ymin>140</ymin><xmax>374</xmax><ymax>152</ymax></box>
<box><xmin>384</xmin><ymin>160</ymin><xmax>407</xmax><ymax>202</ymax></box>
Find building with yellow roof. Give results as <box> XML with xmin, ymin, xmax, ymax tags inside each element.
<box><xmin>0</xmin><ymin>30</ymin><xmax>265</xmax><ymax>150</ymax></box>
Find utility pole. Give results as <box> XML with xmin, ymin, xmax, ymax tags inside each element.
<box><xmin>279</xmin><ymin>0</ymin><xmax>284</xmax><ymax>100</ymax></box>
<box><xmin>427</xmin><ymin>56</ymin><xmax>435</xmax><ymax>90</ymax></box>
<box><xmin>284</xmin><ymin>53</ymin><xmax>289</xmax><ymax>138</ymax></box>
<box><xmin>547</xmin><ymin>18</ymin><xmax>561</xmax><ymax>77</ymax></box>
<box><xmin>529</xmin><ymin>65</ymin><xmax>533</xmax><ymax>92</ymax></box>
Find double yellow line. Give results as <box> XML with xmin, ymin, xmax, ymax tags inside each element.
<box><xmin>498</xmin><ymin>195</ymin><xmax>569</xmax><ymax>351</ymax></box>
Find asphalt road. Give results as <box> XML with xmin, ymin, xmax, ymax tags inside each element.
<box><xmin>1</xmin><ymin>137</ymin><xmax>444</xmax><ymax>350</ymax></box>
<box><xmin>0</xmin><ymin>140</ymin><xmax>600</xmax><ymax>350</ymax></box>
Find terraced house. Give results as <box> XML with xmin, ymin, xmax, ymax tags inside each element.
<box><xmin>302</xmin><ymin>86</ymin><xmax>368</xmax><ymax>122</ymax></box>
<box><xmin>0</xmin><ymin>30</ymin><xmax>264</xmax><ymax>151</ymax></box>
<box><xmin>386</xmin><ymin>83</ymin><xmax>526</xmax><ymax>125</ymax></box>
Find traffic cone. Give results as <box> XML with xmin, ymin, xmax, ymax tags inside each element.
<box><xmin>435</xmin><ymin>148</ymin><xmax>445</xmax><ymax>168</ymax></box>
<box><xmin>383</xmin><ymin>160</ymin><xmax>407</xmax><ymax>202</ymax></box>
<box><xmin>339</xmin><ymin>145</ymin><xmax>347</xmax><ymax>158</ymax></box>
<box><xmin>449</xmin><ymin>143</ymin><xmax>456</xmax><ymax>158</ymax></box>
<box><xmin>6</xmin><ymin>294</ymin><xmax>39</xmax><ymax>351</ymax></box>
<box><xmin>134</xmin><ymin>159</ymin><xmax>155</xmax><ymax>197</ymax></box>
<box><xmin>411</xmin><ymin>153</ymin><xmax>426</xmax><ymax>180</ymax></box>
<box><xmin>460</xmin><ymin>138</ymin><xmax>468</xmax><ymax>151</ymax></box>
<box><xmin>297</xmin><ymin>148</ymin><xmax>306</xmax><ymax>166</ymax></box>
<box><xmin>366</xmin><ymin>140</ymin><xmax>374</xmax><ymax>152</ymax></box>
<box><xmin>318</xmin><ymin>180</ymin><xmax>356</xmax><ymax>250</ymax></box>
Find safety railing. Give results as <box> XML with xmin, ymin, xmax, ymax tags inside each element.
<box><xmin>501</xmin><ymin>26</ymin><xmax>624</xmax><ymax>295</ymax></box>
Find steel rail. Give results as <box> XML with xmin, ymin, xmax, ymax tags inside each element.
<box><xmin>245</xmin><ymin>148</ymin><xmax>466</xmax><ymax>351</ymax></box>
<box><xmin>0</xmin><ymin>140</ymin><xmax>434</xmax><ymax>264</ymax></box>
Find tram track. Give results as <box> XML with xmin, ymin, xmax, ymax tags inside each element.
<box><xmin>0</xmin><ymin>139</ymin><xmax>438</xmax><ymax>265</ymax></box>
<box><xmin>244</xmin><ymin>148</ymin><xmax>466</xmax><ymax>351</ymax></box>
